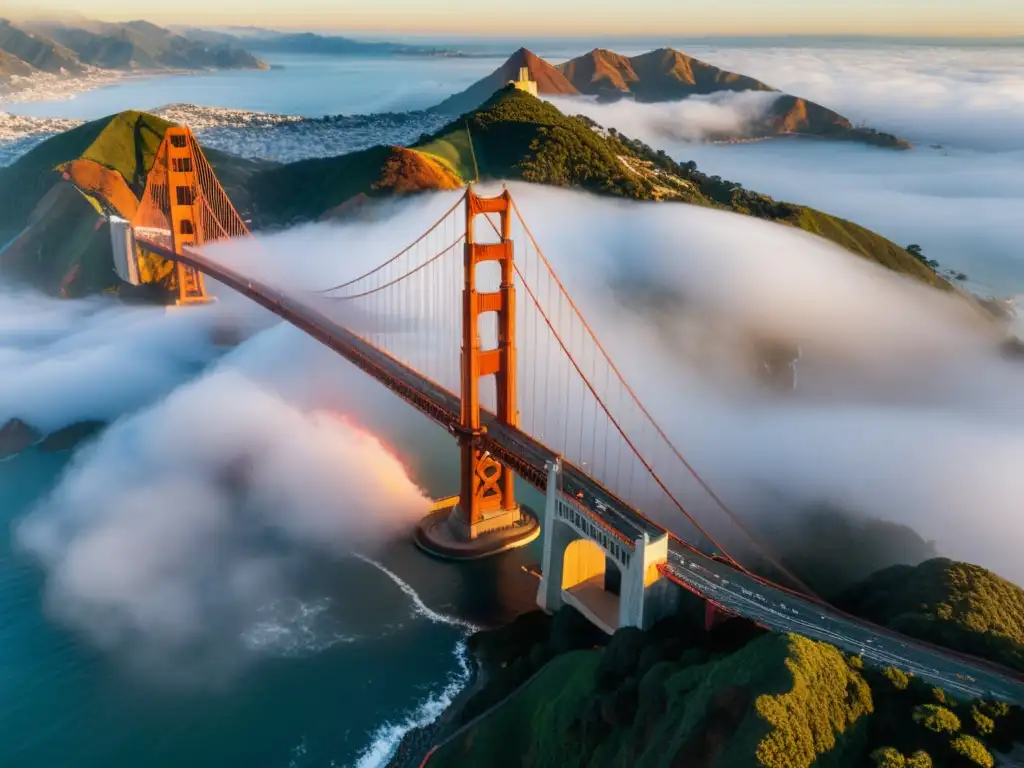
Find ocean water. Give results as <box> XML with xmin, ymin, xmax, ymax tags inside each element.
<box><xmin>2</xmin><ymin>53</ymin><xmax>508</xmax><ymax>119</ymax></box>
<box><xmin>1</xmin><ymin>437</ymin><xmax>543</xmax><ymax>768</ymax></box>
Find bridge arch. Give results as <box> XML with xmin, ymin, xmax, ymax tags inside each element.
<box><xmin>536</xmin><ymin>461</ymin><xmax>675</xmax><ymax>634</ymax></box>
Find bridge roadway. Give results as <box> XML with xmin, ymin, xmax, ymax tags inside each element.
<box><xmin>143</xmin><ymin>238</ymin><xmax>1024</xmax><ymax>704</ymax></box>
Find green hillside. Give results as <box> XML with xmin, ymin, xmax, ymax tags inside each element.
<box><xmin>0</xmin><ymin>91</ymin><xmax>950</xmax><ymax>296</ymax></box>
<box><xmin>839</xmin><ymin>558</ymin><xmax>1024</xmax><ymax>674</ymax></box>
<box><xmin>426</xmin><ymin>607</ymin><xmax>1023</xmax><ymax>768</ymax></box>
<box><xmin>0</xmin><ymin>110</ymin><xmax>266</xmax><ymax>297</ymax></box>
<box><xmin>413</xmin><ymin>87</ymin><xmax>947</xmax><ymax>289</ymax></box>
<box><xmin>250</xmin><ymin>145</ymin><xmax>461</xmax><ymax>228</ymax></box>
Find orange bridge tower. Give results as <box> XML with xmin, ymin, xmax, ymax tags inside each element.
<box><xmin>415</xmin><ymin>188</ymin><xmax>540</xmax><ymax>559</ymax></box>
<box><xmin>132</xmin><ymin>125</ymin><xmax>249</xmax><ymax>305</ymax></box>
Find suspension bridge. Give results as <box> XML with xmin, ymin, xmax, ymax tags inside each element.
<box><xmin>113</xmin><ymin>126</ymin><xmax>1023</xmax><ymax>702</ymax></box>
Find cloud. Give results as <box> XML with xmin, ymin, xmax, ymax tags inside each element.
<box><xmin>547</xmin><ymin>91</ymin><xmax>781</xmax><ymax>143</ymax></box>
<box><xmin>678</xmin><ymin>44</ymin><xmax>1024</xmax><ymax>151</ymax></box>
<box><xmin>0</xmin><ymin>283</ymin><xmax>278</xmax><ymax>433</ymax></box>
<box><xmin>15</xmin><ymin>321</ymin><xmax>432</xmax><ymax>684</ymax></box>
<box><xmin>541</xmin><ymin>45</ymin><xmax>1024</xmax><ymax>294</ymax></box>
<box><xmin>225</xmin><ymin>183</ymin><xmax>1024</xmax><ymax>587</ymax></box>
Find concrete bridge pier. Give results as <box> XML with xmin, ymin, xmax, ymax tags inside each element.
<box><xmin>536</xmin><ymin>461</ymin><xmax>677</xmax><ymax>634</ymax></box>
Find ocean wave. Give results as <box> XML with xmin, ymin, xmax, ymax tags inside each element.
<box><xmin>351</xmin><ymin>553</ymin><xmax>479</xmax><ymax>632</ymax></box>
<box><xmin>241</xmin><ymin>597</ymin><xmax>357</xmax><ymax>657</ymax></box>
<box><xmin>352</xmin><ymin>638</ymin><xmax>472</xmax><ymax>768</ymax></box>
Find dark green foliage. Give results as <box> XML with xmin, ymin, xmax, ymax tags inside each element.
<box><xmin>429</xmin><ymin>601</ymin><xmax>1023</xmax><ymax>768</ymax></box>
<box><xmin>839</xmin><ymin>558</ymin><xmax>1024</xmax><ymax>673</ymax></box>
<box><xmin>455</xmin><ymin>607</ymin><xmax>603</xmax><ymax>727</ymax></box>
<box><xmin>595</xmin><ymin>626</ymin><xmax>645</xmax><ymax>690</ymax></box>
<box><xmin>0</xmin><ymin>115</ymin><xmax>110</xmax><ymax>238</ymax></box>
<box><xmin>248</xmin><ymin>145</ymin><xmax>395</xmax><ymax>228</ymax></box>
<box><xmin>418</xmin><ymin>86</ymin><xmax>657</xmax><ymax>199</ymax></box>
<box><xmin>548</xmin><ymin>601</ymin><xmax>606</xmax><ymax>655</ymax></box>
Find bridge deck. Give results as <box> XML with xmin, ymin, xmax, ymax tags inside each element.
<box><xmin>139</xmin><ymin>237</ymin><xmax>1024</xmax><ymax>704</ymax></box>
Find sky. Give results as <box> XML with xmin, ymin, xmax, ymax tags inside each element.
<box><xmin>10</xmin><ymin>0</ymin><xmax>1024</xmax><ymax>37</ymax></box>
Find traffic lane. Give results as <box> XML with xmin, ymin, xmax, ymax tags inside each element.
<box><xmin>665</xmin><ymin>556</ymin><xmax>1024</xmax><ymax>703</ymax></box>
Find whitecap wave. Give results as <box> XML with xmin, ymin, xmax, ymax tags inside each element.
<box><xmin>241</xmin><ymin>597</ymin><xmax>356</xmax><ymax>657</ymax></box>
<box><xmin>353</xmin><ymin>639</ymin><xmax>473</xmax><ymax>768</ymax></box>
<box><xmin>352</xmin><ymin>554</ymin><xmax>479</xmax><ymax>632</ymax></box>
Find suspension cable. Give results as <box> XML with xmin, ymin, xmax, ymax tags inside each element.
<box><xmin>506</xmin><ymin>197</ymin><xmax>820</xmax><ymax>600</ymax></box>
<box><xmin>325</xmin><ymin>235</ymin><xmax>465</xmax><ymax>301</ymax></box>
<box><xmin>314</xmin><ymin>192</ymin><xmax>467</xmax><ymax>294</ymax></box>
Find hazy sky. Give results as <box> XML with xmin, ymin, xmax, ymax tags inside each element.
<box><xmin>10</xmin><ymin>0</ymin><xmax>1023</xmax><ymax>37</ymax></box>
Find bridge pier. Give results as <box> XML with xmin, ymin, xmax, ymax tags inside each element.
<box><xmin>536</xmin><ymin>461</ymin><xmax>677</xmax><ymax>634</ymax></box>
<box><xmin>415</xmin><ymin>495</ymin><xmax>540</xmax><ymax>560</ymax></box>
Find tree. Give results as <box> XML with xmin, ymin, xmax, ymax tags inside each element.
<box><xmin>871</xmin><ymin>747</ymin><xmax>906</xmax><ymax>768</ymax></box>
<box><xmin>949</xmin><ymin>734</ymin><xmax>994</xmax><ymax>767</ymax></box>
<box><xmin>883</xmin><ymin>666</ymin><xmax>911</xmax><ymax>691</ymax></box>
<box><xmin>913</xmin><ymin>704</ymin><xmax>961</xmax><ymax>734</ymax></box>
<box><xmin>969</xmin><ymin>707</ymin><xmax>995</xmax><ymax>737</ymax></box>
<box><xmin>906</xmin><ymin>752</ymin><xmax>933</xmax><ymax>768</ymax></box>
<box><xmin>907</xmin><ymin>244</ymin><xmax>924</xmax><ymax>258</ymax></box>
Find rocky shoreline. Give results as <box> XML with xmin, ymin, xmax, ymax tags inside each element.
<box><xmin>0</xmin><ymin>418</ymin><xmax>106</xmax><ymax>460</ymax></box>
<box><xmin>385</xmin><ymin>656</ymin><xmax>488</xmax><ymax>768</ymax></box>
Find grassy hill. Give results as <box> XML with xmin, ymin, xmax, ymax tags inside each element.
<box><xmin>0</xmin><ymin>90</ymin><xmax>948</xmax><ymax>296</ymax></box>
<box><xmin>422</xmin><ymin>606</ymin><xmax>1022</xmax><ymax>768</ymax></box>
<box><xmin>251</xmin><ymin>144</ymin><xmax>460</xmax><ymax>227</ymax></box>
<box><xmin>839</xmin><ymin>558</ymin><xmax>1024</xmax><ymax>674</ymax></box>
<box><xmin>414</xmin><ymin>88</ymin><xmax>944</xmax><ymax>288</ymax></box>
<box><xmin>430</xmin><ymin>47</ymin><xmax>908</xmax><ymax>149</ymax></box>
<box><xmin>0</xmin><ymin>110</ymin><xmax>266</xmax><ymax>297</ymax></box>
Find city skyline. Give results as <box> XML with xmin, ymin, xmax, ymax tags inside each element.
<box><xmin>6</xmin><ymin>0</ymin><xmax>1022</xmax><ymax>38</ymax></box>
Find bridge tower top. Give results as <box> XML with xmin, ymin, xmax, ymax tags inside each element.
<box><xmin>134</xmin><ymin>125</ymin><xmax>250</xmax><ymax>304</ymax></box>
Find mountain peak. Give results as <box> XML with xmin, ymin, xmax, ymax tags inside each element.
<box><xmin>430</xmin><ymin>46</ymin><xmax>577</xmax><ymax>115</ymax></box>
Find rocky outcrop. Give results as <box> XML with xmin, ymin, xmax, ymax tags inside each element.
<box><xmin>558</xmin><ymin>47</ymin><xmax>776</xmax><ymax>102</ymax></box>
<box><xmin>0</xmin><ymin>418</ymin><xmax>41</xmax><ymax>458</ymax></box>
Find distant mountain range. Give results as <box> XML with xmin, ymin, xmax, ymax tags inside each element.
<box><xmin>0</xmin><ymin>17</ymin><xmax>478</xmax><ymax>94</ymax></box>
<box><xmin>0</xmin><ymin>17</ymin><xmax>266</xmax><ymax>88</ymax></box>
<box><xmin>432</xmin><ymin>47</ymin><xmax>910</xmax><ymax>149</ymax></box>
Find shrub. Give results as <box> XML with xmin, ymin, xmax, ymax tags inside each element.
<box><xmin>913</xmin><ymin>704</ymin><xmax>961</xmax><ymax>734</ymax></box>
<box><xmin>871</xmin><ymin>746</ymin><xmax>906</xmax><ymax>767</ymax></box>
<box><xmin>931</xmin><ymin>687</ymin><xmax>952</xmax><ymax>706</ymax></box>
<box><xmin>949</xmin><ymin>734</ymin><xmax>994</xmax><ymax>767</ymax></box>
<box><xmin>883</xmin><ymin>666</ymin><xmax>911</xmax><ymax>691</ymax></box>
<box><xmin>906</xmin><ymin>751</ymin><xmax>932</xmax><ymax>768</ymax></box>
<box><xmin>970</xmin><ymin>706</ymin><xmax>995</xmax><ymax>737</ymax></box>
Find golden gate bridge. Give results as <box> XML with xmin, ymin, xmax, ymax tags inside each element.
<box><xmin>117</xmin><ymin>126</ymin><xmax>1024</xmax><ymax>701</ymax></box>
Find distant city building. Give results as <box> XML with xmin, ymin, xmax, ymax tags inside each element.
<box><xmin>509</xmin><ymin>66</ymin><xmax>538</xmax><ymax>96</ymax></box>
